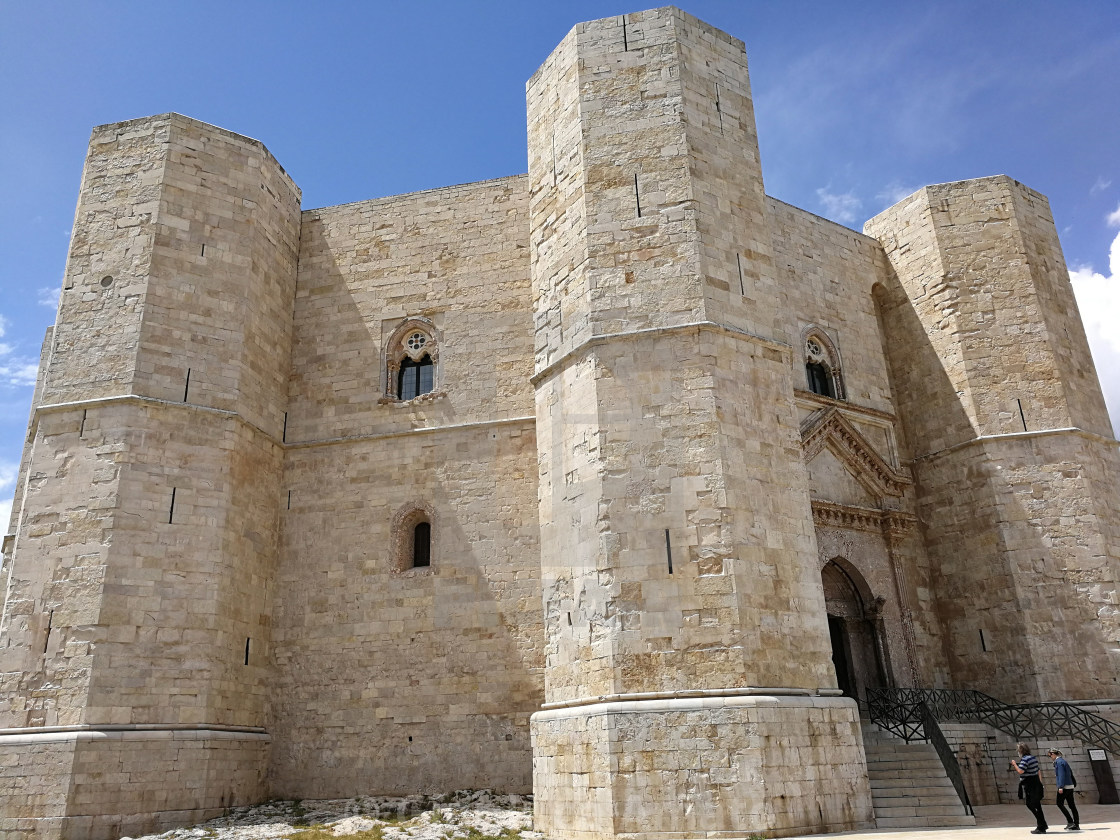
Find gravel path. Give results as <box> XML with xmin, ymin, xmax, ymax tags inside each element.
<box><xmin>121</xmin><ymin>791</ymin><xmax>543</xmax><ymax>840</ymax></box>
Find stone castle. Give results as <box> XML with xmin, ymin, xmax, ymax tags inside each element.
<box><xmin>2</xmin><ymin>7</ymin><xmax>1118</xmax><ymax>839</ymax></box>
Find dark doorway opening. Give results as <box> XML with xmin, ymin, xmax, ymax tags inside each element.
<box><xmin>828</xmin><ymin>613</ymin><xmax>854</xmax><ymax>697</ymax></box>
<box><xmin>822</xmin><ymin>558</ymin><xmax>891</xmax><ymax>704</ymax></box>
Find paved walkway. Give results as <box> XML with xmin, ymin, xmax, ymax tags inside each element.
<box><xmin>786</xmin><ymin>804</ymin><xmax>1119</xmax><ymax>840</ymax></box>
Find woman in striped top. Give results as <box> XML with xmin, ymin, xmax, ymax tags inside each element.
<box><xmin>1012</xmin><ymin>742</ymin><xmax>1049</xmax><ymax>833</ymax></box>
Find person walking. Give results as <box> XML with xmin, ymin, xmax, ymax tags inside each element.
<box><xmin>1048</xmin><ymin>749</ymin><xmax>1080</xmax><ymax>831</ymax></box>
<box><xmin>1011</xmin><ymin>742</ymin><xmax>1049</xmax><ymax>833</ymax></box>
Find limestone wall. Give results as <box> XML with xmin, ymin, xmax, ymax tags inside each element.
<box><xmin>0</xmin><ymin>113</ymin><xmax>300</xmax><ymax>837</ymax></box>
<box><xmin>937</xmin><ymin>721</ymin><xmax>1115</xmax><ymax>807</ymax></box>
<box><xmin>0</xmin><ymin>730</ymin><xmax>268</xmax><ymax>839</ymax></box>
<box><xmin>288</xmin><ymin>177</ymin><xmax>532</xmax><ymax>441</ymax></box>
<box><xmin>767</xmin><ymin>198</ymin><xmax>895</xmax><ymax>413</ymax></box>
<box><xmin>268</xmin><ymin>176</ymin><xmax>542</xmax><ymax>797</ymax></box>
<box><xmin>533</xmin><ymin>696</ymin><xmax>872</xmax><ymax>840</ymax></box>
<box><xmin>867</xmin><ymin>177</ymin><xmax>1120</xmax><ymax>702</ymax></box>
<box><xmin>3</xmin><ymin>7</ymin><xmax>1117</xmax><ymax>839</ymax></box>
<box><xmin>528</xmin><ymin>3</ymin><xmax>837</xmax><ymax>707</ymax></box>
<box><xmin>526</xmin><ymin>9</ymin><xmax>871</xmax><ymax>839</ymax></box>
<box><xmin>767</xmin><ymin>198</ymin><xmax>950</xmax><ymax>689</ymax></box>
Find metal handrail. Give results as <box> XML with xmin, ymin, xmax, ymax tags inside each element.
<box><xmin>865</xmin><ymin>691</ymin><xmax>974</xmax><ymax>815</ymax></box>
<box><xmin>868</xmin><ymin>687</ymin><xmax>1120</xmax><ymax>756</ymax></box>
<box><xmin>918</xmin><ymin>701</ymin><xmax>974</xmax><ymax>816</ymax></box>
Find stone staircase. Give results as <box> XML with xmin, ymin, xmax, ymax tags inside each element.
<box><xmin>862</xmin><ymin>722</ymin><xmax>977</xmax><ymax>828</ymax></box>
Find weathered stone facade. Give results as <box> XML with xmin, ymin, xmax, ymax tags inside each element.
<box><xmin>1</xmin><ymin>6</ymin><xmax>1117</xmax><ymax>840</ymax></box>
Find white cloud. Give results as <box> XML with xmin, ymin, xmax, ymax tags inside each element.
<box><xmin>816</xmin><ymin>187</ymin><xmax>862</xmax><ymax>224</ymax></box>
<box><xmin>0</xmin><ymin>363</ymin><xmax>39</xmax><ymax>387</ymax></box>
<box><xmin>0</xmin><ymin>460</ymin><xmax>16</xmax><ymax>493</ymax></box>
<box><xmin>0</xmin><ymin>459</ymin><xmax>16</xmax><ymax>531</ymax></box>
<box><xmin>1091</xmin><ymin>177</ymin><xmax>1112</xmax><ymax>195</ymax></box>
<box><xmin>1070</xmin><ymin>228</ymin><xmax>1120</xmax><ymax>433</ymax></box>
<box><xmin>0</xmin><ymin>313</ymin><xmax>39</xmax><ymax>387</ymax></box>
<box><xmin>37</xmin><ymin>287</ymin><xmax>60</xmax><ymax>309</ymax></box>
<box><xmin>1107</xmin><ymin>203</ymin><xmax>1120</xmax><ymax>227</ymax></box>
<box><xmin>876</xmin><ymin>181</ymin><xmax>922</xmax><ymax>210</ymax></box>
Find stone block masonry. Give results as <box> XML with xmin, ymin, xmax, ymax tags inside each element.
<box><xmin>2</xmin><ymin>6</ymin><xmax>1117</xmax><ymax>840</ymax></box>
<box><xmin>0</xmin><ymin>113</ymin><xmax>301</xmax><ymax>837</ymax></box>
<box><xmin>527</xmin><ymin>9</ymin><xmax>871</xmax><ymax>838</ymax></box>
<box><xmin>866</xmin><ymin>178</ymin><xmax>1120</xmax><ymax>703</ymax></box>
<box><xmin>269</xmin><ymin>175</ymin><xmax>542</xmax><ymax>799</ymax></box>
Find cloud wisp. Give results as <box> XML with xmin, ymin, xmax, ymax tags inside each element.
<box><xmin>0</xmin><ymin>458</ymin><xmax>16</xmax><ymax>533</ymax></box>
<box><xmin>1069</xmin><ymin>207</ymin><xmax>1120</xmax><ymax>432</ymax></box>
<box><xmin>37</xmin><ymin>287</ymin><xmax>60</xmax><ymax>310</ymax></box>
<box><xmin>875</xmin><ymin>181</ymin><xmax>923</xmax><ymax>212</ymax></box>
<box><xmin>0</xmin><ymin>315</ymin><xmax>39</xmax><ymax>389</ymax></box>
<box><xmin>816</xmin><ymin>187</ymin><xmax>862</xmax><ymax>224</ymax></box>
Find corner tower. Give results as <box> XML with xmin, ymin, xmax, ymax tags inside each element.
<box><xmin>527</xmin><ymin>9</ymin><xmax>872</xmax><ymax>838</ymax></box>
<box><xmin>866</xmin><ymin>176</ymin><xmax>1120</xmax><ymax>702</ymax></box>
<box><xmin>0</xmin><ymin>114</ymin><xmax>300</xmax><ymax>837</ymax></box>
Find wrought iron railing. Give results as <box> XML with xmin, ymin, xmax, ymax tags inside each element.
<box><xmin>865</xmin><ymin>691</ymin><xmax>974</xmax><ymax>816</ymax></box>
<box><xmin>867</xmin><ymin>687</ymin><xmax>1120</xmax><ymax>756</ymax></box>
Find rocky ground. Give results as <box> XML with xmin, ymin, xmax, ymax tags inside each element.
<box><xmin>121</xmin><ymin>791</ymin><xmax>543</xmax><ymax>840</ymax></box>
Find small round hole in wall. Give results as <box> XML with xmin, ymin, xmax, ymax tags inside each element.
<box><xmin>100</xmin><ymin>275</ymin><xmax>114</xmax><ymax>288</ymax></box>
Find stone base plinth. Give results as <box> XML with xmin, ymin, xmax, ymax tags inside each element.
<box><xmin>531</xmin><ymin>693</ymin><xmax>873</xmax><ymax>840</ymax></box>
<box><xmin>0</xmin><ymin>727</ymin><xmax>269</xmax><ymax>840</ymax></box>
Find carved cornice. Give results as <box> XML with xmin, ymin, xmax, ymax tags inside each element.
<box><xmin>812</xmin><ymin>501</ymin><xmax>882</xmax><ymax>533</ymax></box>
<box><xmin>882</xmin><ymin>510</ymin><xmax>920</xmax><ymax>535</ymax></box>
<box><xmin>801</xmin><ymin>407</ymin><xmax>912</xmax><ymax>498</ymax></box>
<box><xmin>811</xmin><ymin>500</ymin><xmax>918</xmax><ymax>535</ymax></box>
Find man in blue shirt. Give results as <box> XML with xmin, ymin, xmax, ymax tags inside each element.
<box><xmin>1012</xmin><ymin>743</ymin><xmax>1049</xmax><ymax>833</ymax></box>
<box><xmin>1048</xmin><ymin>749</ymin><xmax>1080</xmax><ymax>831</ymax></box>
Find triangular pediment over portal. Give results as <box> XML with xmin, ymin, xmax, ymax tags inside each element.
<box><xmin>801</xmin><ymin>407</ymin><xmax>912</xmax><ymax>501</ymax></box>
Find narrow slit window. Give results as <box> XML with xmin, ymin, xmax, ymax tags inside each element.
<box><xmin>413</xmin><ymin>521</ymin><xmax>431</xmax><ymax>568</ymax></box>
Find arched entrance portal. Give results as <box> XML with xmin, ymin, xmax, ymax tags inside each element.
<box><xmin>822</xmin><ymin>559</ymin><xmax>891</xmax><ymax>704</ymax></box>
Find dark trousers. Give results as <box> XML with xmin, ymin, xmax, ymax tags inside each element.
<box><xmin>1022</xmin><ymin>776</ymin><xmax>1048</xmax><ymax>831</ymax></box>
<box><xmin>1056</xmin><ymin>789</ymin><xmax>1079</xmax><ymax>827</ymax></box>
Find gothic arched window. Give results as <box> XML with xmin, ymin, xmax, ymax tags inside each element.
<box><xmin>384</xmin><ymin>319</ymin><xmax>440</xmax><ymax>401</ymax></box>
<box><xmin>803</xmin><ymin>328</ymin><xmax>845</xmax><ymax>400</ymax></box>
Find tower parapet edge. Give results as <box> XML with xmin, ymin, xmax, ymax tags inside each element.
<box><xmin>528</xmin><ymin>8</ymin><xmax>872</xmax><ymax>839</ymax></box>
<box><xmin>0</xmin><ymin>113</ymin><xmax>301</xmax><ymax>839</ymax></box>
<box><xmin>866</xmin><ymin>175</ymin><xmax>1120</xmax><ymax>703</ymax></box>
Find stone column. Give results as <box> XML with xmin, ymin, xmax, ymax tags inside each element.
<box><xmin>527</xmin><ymin>9</ymin><xmax>872</xmax><ymax>839</ymax></box>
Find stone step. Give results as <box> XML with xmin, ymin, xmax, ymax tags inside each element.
<box><xmin>864</xmin><ymin>748</ymin><xmax>936</xmax><ymax>761</ymax></box>
<box><xmin>872</xmin><ymin>787</ymin><xmax>964</xmax><ymax>799</ymax></box>
<box><xmin>874</xmin><ymin>795</ymin><xmax>971</xmax><ymax>809</ymax></box>
<box><xmin>875</xmin><ymin>804</ymin><xmax>972</xmax><ymax>818</ymax></box>
<box><xmin>870</xmin><ymin>786</ymin><xmax>960</xmax><ymax>798</ymax></box>
<box><xmin>867</xmin><ymin>762</ymin><xmax>945</xmax><ymax>775</ymax></box>
<box><xmin>864</xmin><ymin>761</ymin><xmax>945</xmax><ymax>775</ymax></box>
<box><xmin>875</xmin><ymin>815</ymin><xmax>976</xmax><ymax>828</ymax></box>
<box><xmin>861</xmin><ymin>722</ymin><xmax>976</xmax><ymax>829</ymax></box>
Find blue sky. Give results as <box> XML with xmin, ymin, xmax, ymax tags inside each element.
<box><xmin>2</xmin><ymin>1</ymin><xmax>1119</xmax><ymax>527</ymax></box>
